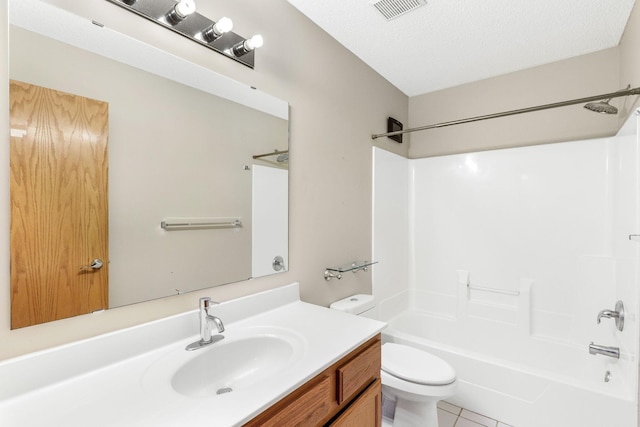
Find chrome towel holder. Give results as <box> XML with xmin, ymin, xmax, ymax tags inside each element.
<box><xmin>161</xmin><ymin>218</ymin><xmax>242</xmax><ymax>231</ymax></box>
<box><xmin>324</xmin><ymin>261</ymin><xmax>378</xmax><ymax>281</ymax></box>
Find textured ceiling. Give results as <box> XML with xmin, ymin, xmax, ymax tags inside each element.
<box><xmin>287</xmin><ymin>0</ymin><xmax>637</xmax><ymax>97</ymax></box>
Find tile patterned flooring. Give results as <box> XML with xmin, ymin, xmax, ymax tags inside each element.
<box><xmin>437</xmin><ymin>401</ymin><xmax>514</xmax><ymax>427</ymax></box>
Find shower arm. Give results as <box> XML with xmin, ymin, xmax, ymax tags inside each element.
<box><xmin>371</xmin><ymin>86</ymin><xmax>640</xmax><ymax>140</ymax></box>
<box><xmin>252</xmin><ymin>150</ymin><xmax>288</xmax><ymax>160</ymax></box>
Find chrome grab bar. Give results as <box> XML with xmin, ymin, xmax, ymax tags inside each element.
<box><xmin>467</xmin><ymin>284</ymin><xmax>520</xmax><ymax>296</ymax></box>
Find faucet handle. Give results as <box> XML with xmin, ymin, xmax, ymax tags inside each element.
<box><xmin>596</xmin><ymin>301</ymin><xmax>625</xmax><ymax>331</ymax></box>
<box><xmin>597</xmin><ymin>309</ymin><xmax>615</xmax><ymax>324</ymax></box>
<box><xmin>199</xmin><ymin>297</ymin><xmax>211</xmax><ymax>310</ymax></box>
<box><xmin>199</xmin><ymin>297</ymin><xmax>220</xmax><ymax>312</ymax></box>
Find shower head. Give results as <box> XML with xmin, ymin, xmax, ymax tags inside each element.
<box><xmin>584</xmin><ymin>98</ymin><xmax>618</xmax><ymax>115</ymax></box>
<box><xmin>276</xmin><ymin>153</ymin><xmax>289</xmax><ymax>163</ymax></box>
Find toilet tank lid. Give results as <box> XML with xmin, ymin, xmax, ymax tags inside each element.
<box><xmin>329</xmin><ymin>294</ymin><xmax>375</xmax><ymax>314</ymax></box>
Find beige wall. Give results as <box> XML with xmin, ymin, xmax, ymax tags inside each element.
<box><xmin>408</xmin><ymin>0</ymin><xmax>640</xmax><ymax>159</ymax></box>
<box><xmin>0</xmin><ymin>0</ymin><xmax>408</xmax><ymax>360</ymax></box>
<box><xmin>620</xmin><ymin>0</ymin><xmax>640</xmax><ymax>120</ymax></box>
<box><xmin>408</xmin><ymin>47</ymin><xmax>623</xmax><ymax>158</ymax></box>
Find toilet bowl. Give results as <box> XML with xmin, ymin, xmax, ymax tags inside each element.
<box><xmin>330</xmin><ymin>295</ymin><xmax>457</xmax><ymax>427</ymax></box>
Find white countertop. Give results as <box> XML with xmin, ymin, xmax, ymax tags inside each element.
<box><xmin>0</xmin><ymin>283</ymin><xmax>386</xmax><ymax>427</ymax></box>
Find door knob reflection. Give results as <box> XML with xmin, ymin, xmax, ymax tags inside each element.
<box><xmin>80</xmin><ymin>258</ymin><xmax>104</xmax><ymax>271</ymax></box>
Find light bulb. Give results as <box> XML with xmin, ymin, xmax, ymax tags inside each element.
<box><xmin>201</xmin><ymin>17</ymin><xmax>233</xmax><ymax>42</ymax></box>
<box><xmin>174</xmin><ymin>0</ymin><xmax>196</xmax><ymax>18</ymax></box>
<box><xmin>232</xmin><ymin>34</ymin><xmax>264</xmax><ymax>57</ymax></box>
<box><xmin>165</xmin><ymin>0</ymin><xmax>196</xmax><ymax>25</ymax></box>
<box><xmin>245</xmin><ymin>34</ymin><xmax>263</xmax><ymax>50</ymax></box>
<box><xmin>215</xmin><ymin>17</ymin><xmax>233</xmax><ymax>34</ymax></box>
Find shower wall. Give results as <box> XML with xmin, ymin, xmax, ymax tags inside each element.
<box><xmin>410</xmin><ymin>134</ymin><xmax>638</xmax><ymax>353</ymax></box>
<box><xmin>372</xmin><ymin>148</ymin><xmax>411</xmax><ymax>320</ymax></box>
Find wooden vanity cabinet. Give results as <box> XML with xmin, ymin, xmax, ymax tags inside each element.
<box><xmin>243</xmin><ymin>334</ymin><xmax>382</xmax><ymax>427</ymax></box>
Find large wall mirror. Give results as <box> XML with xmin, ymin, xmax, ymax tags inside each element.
<box><xmin>8</xmin><ymin>0</ymin><xmax>289</xmax><ymax>328</ymax></box>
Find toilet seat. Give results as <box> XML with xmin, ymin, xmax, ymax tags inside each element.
<box><xmin>382</xmin><ymin>343</ymin><xmax>456</xmax><ymax>386</ymax></box>
<box><xmin>381</xmin><ymin>370</ymin><xmax>457</xmax><ymax>399</ymax></box>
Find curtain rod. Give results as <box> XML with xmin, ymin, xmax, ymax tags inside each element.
<box><xmin>371</xmin><ymin>86</ymin><xmax>640</xmax><ymax>140</ymax></box>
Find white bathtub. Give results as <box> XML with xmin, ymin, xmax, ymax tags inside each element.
<box><xmin>382</xmin><ymin>310</ymin><xmax>637</xmax><ymax>427</ymax></box>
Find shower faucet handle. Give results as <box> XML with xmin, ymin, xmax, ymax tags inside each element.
<box><xmin>596</xmin><ymin>300</ymin><xmax>625</xmax><ymax>331</ymax></box>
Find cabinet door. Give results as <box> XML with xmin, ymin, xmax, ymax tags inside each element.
<box><xmin>336</xmin><ymin>340</ymin><xmax>381</xmax><ymax>405</ymax></box>
<box><xmin>330</xmin><ymin>379</ymin><xmax>382</xmax><ymax>427</ymax></box>
<box><xmin>244</xmin><ymin>375</ymin><xmax>333</xmax><ymax>427</ymax></box>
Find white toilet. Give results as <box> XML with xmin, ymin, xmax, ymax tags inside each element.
<box><xmin>330</xmin><ymin>295</ymin><xmax>457</xmax><ymax>427</ymax></box>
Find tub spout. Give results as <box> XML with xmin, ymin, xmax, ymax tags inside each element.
<box><xmin>589</xmin><ymin>342</ymin><xmax>620</xmax><ymax>359</ymax></box>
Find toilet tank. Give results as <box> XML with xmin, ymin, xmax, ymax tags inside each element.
<box><xmin>330</xmin><ymin>294</ymin><xmax>377</xmax><ymax>319</ymax></box>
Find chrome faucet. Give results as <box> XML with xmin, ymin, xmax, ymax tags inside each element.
<box><xmin>185</xmin><ymin>297</ymin><xmax>225</xmax><ymax>351</ymax></box>
<box><xmin>596</xmin><ymin>300</ymin><xmax>625</xmax><ymax>331</ymax></box>
<box><xmin>589</xmin><ymin>342</ymin><xmax>620</xmax><ymax>359</ymax></box>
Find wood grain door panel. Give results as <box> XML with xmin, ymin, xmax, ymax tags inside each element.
<box><xmin>10</xmin><ymin>80</ymin><xmax>109</xmax><ymax>328</ymax></box>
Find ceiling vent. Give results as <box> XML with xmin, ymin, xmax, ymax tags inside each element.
<box><xmin>370</xmin><ymin>0</ymin><xmax>426</xmax><ymax>21</ymax></box>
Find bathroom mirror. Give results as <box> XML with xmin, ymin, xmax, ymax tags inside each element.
<box><xmin>8</xmin><ymin>0</ymin><xmax>289</xmax><ymax>328</ymax></box>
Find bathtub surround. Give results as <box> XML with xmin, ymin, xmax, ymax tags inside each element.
<box><xmin>371</xmin><ymin>147</ymin><xmax>411</xmax><ymax>321</ymax></box>
<box><xmin>372</xmin><ymin>111</ymin><xmax>640</xmax><ymax>426</ymax></box>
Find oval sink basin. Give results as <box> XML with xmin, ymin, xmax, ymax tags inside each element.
<box><xmin>143</xmin><ymin>326</ymin><xmax>307</xmax><ymax>399</ymax></box>
<box><xmin>172</xmin><ymin>335</ymin><xmax>296</xmax><ymax>398</ymax></box>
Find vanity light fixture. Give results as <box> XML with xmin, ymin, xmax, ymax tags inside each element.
<box><xmin>231</xmin><ymin>34</ymin><xmax>263</xmax><ymax>57</ymax></box>
<box><xmin>106</xmin><ymin>0</ymin><xmax>263</xmax><ymax>68</ymax></box>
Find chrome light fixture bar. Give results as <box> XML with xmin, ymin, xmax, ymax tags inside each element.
<box><xmin>106</xmin><ymin>0</ymin><xmax>263</xmax><ymax>69</ymax></box>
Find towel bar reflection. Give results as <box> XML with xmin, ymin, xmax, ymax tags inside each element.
<box><xmin>467</xmin><ymin>284</ymin><xmax>520</xmax><ymax>296</ymax></box>
<box><xmin>161</xmin><ymin>219</ymin><xmax>242</xmax><ymax>230</ymax></box>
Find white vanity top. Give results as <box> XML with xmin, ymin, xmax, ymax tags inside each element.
<box><xmin>0</xmin><ymin>283</ymin><xmax>386</xmax><ymax>426</ymax></box>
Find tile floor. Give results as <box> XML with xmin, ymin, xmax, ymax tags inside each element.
<box><xmin>437</xmin><ymin>401</ymin><xmax>514</xmax><ymax>427</ymax></box>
